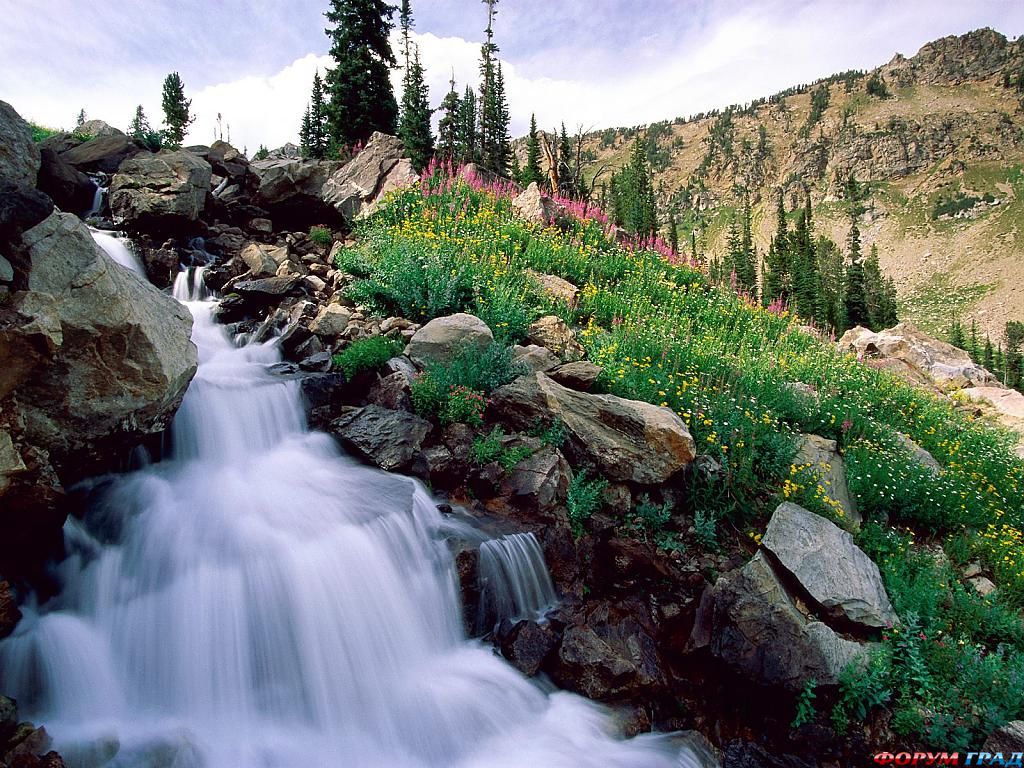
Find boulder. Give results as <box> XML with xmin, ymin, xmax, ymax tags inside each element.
<box><xmin>502</xmin><ymin>446</ymin><xmax>572</xmax><ymax>510</ymax></box>
<box><xmin>12</xmin><ymin>212</ymin><xmax>197</xmax><ymax>471</ymax></box>
<box><xmin>984</xmin><ymin>720</ymin><xmax>1024</xmax><ymax>754</ymax></box>
<box><xmin>0</xmin><ymin>580</ymin><xmax>21</xmax><ymax>638</ymax></box>
<box><xmin>330</xmin><ymin>405</ymin><xmax>431</xmax><ymax>471</ymax></box>
<box><xmin>358</xmin><ymin>158</ymin><xmax>420</xmax><ymax>218</ymax></box>
<box><xmin>894</xmin><ymin>432</ymin><xmax>942</xmax><ymax>474</ymax></box>
<box><xmin>512</xmin><ymin>344</ymin><xmax>561</xmax><ymax>374</ymax></box>
<box><xmin>36</xmin><ymin>148</ymin><xmax>96</xmax><ymax>215</ymax></box>
<box><xmin>250</xmin><ymin>157</ymin><xmax>341</xmax><ymax>229</ymax></box>
<box><xmin>207</xmin><ymin>140</ymin><xmax>248</xmax><ymax>181</ymax></box>
<box><xmin>309</xmin><ymin>303</ymin><xmax>352</xmax><ymax>338</ymax></box>
<box><xmin>526</xmin><ymin>315</ymin><xmax>585</xmax><ymax>362</ymax></box>
<box><xmin>793</xmin><ymin>434</ymin><xmax>860</xmax><ymax>527</ymax></box>
<box><xmin>322</xmin><ymin>132</ymin><xmax>405</xmax><ymax>219</ymax></box>
<box><xmin>489</xmin><ymin>372</ymin><xmax>696</xmax><ymax>484</ymax></box>
<box><xmin>406</xmin><ymin>313</ymin><xmax>494</xmax><ymax>367</ymax></box>
<box><xmin>549</xmin><ymin>361</ymin><xmax>602</xmax><ymax>391</ymax></box>
<box><xmin>0</xmin><ymin>184</ymin><xmax>54</xmax><ymax>244</ymax></box>
<box><xmin>0</xmin><ymin>101</ymin><xmax>40</xmax><ymax>186</ymax></box>
<box><xmin>61</xmin><ymin>134</ymin><xmax>139</xmax><ymax>174</ymax></box>
<box><xmin>240</xmin><ymin>242</ymin><xmax>288</xmax><ymax>278</ymax></box>
<box><xmin>77</xmin><ymin>119</ymin><xmax>124</xmax><ymax>138</ymax></box>
<box><xmin>707</xmin><ymin>552</ymin><xmax>869</xmax><ymax>690</ymax></box>
<box><xmin>232</xmin><ymin>275</ymin><xmax>302</xmax><ymax>300</ymax></box>
<box><xmin>838</xmin><ymin>323</ymin><xmax>996</xmax><ymax>390</ymax></box>
<box><xmin>367</xmin><ymin>372</ymin><xmax>412</xmax><ymax>411</ymax></box>
<box><xmin>526</xmin><ymin>269</ymin><xmax>579</xmax><ymax>305</ymax></box>
<box><xmin>0</xmin><ymin>430</ymin><xmax>27</xmax><ymax>495</ymax></box>
<box><xmin>512</xmin><ymin>183</ymin><xmax>568</xmax><ymax>225</ymax></box>
<box><xmin>497</xmin><ymin>619</ymin><xmax>561</xmax><ymax>677</ymax></box>
<box><xmin>961</xmin><ymin>386</ymin><xmax>1024</xmax><ymax>457</ymax></box>
<box><xmin>761</xmin><ymin>503</ymin><xmax>897</xmax><ymax>631</ymax></box>
<box><xmin>109</xmin><ymin>151</ymin><xmax>212</xmax><ymax>232</ymax></box>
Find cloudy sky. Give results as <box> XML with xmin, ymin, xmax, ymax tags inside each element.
<box><xmin>3</xmin><ymin>1</ymin><xmax>1023</xmax><ymax>154</ymax></box>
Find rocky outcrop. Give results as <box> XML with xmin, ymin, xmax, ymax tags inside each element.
<box><xmin>36</xmin><ymin>148</ymin><xmax>95</xmax><ymax>215</ymax></box>
<box><xmin>406</xmin><ymin>313</ymin><xmax>494</xmax><ymax>367</ymax></box>
<box><xmin>838</xmin><ymin>323</ymin><xmax>996</xmax><ymax>390</ymax></box>
<box><xmin>793</xmin><ymin>434</ymin><xmax>860</xmax><ymax>527</ymax></box>
<box><xmin>322</xmin><ymin>132</ymin><xmax>406</xmax><ymax>219</ymax></box>
<box><xmin>330</xmin><ymin>405</ymin><xmax>431</xmax><ymax>471</ymax></box>
<box><xmin>0</xmin><ymin>211</ymin><xmax>197</xmax><ymax>581</ymax></box>
<box><xmin>525</xmin><ymin>316</ymin><xmax>585</xmax><ymax>362</ymax></box>
<box><xmin>250</xmin><ymin>157</ymin><xmax>341</xmax><ymax>229</ymax></box>
<box><xmin>489</xmin><ymin>372</ymin><xmax>696</xmax><ymax>485</ymax></box>
<box><xmin>961</xmin><ymin>386</ymin><xmax>1024</xmax><ymax>458</ymax></box>
<box><xmin>109</xmin><ymin>151</ymin><xmax>212</xmax><ymax>232</ymax></box>
<box><xmin>0</xmin><ymin>102</ymin><xmax>40</xmax><ymax>187</ymax></box>
<box><xmin>61</xmin><ymin>134</ymin><xmax>139</xmax><ymax>175</ymax></box>
<box><xmin>0</xmin><ymin>695</ymin><xmax>66</xmax><ymax>767</ymax></box>
<box><xmin>761</xmin><ymin>502</ymin><xmax>897</xmax><ymax>631</ymax></box>
<box><xmin>512</xmin><ymin>183</ymin><xmax>568</xmax><ymax>226</ymax></box>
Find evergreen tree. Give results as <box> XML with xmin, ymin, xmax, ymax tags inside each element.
<box><xmin>399</xmin><ymin>0</ymin><xmax>413</xmax><ymax>67</ymax></box>
<box><xmin>815</xmin><ymin>237</ymin><xmax>846</xmax><ymax>332</ymax></box>
<box><xmin>523</xmin><ymin>113</ymin><xmax>543</xmax><ymax>187</ymax></box>
<box><xmin>491</xmin><ymin>62</ymin><xmax>512</xmax><ymax>174</ymax></box>
<box><xmin>949</xmin><ymin>317</ymin><xmax>966</xmax><ymax>349</ymax></box>
<box><xmin>738</xmin><ymin>195</ymin><xmax>757</xmax><ymax>297</ymax></box>
<box><xmin>128</xmin><ymin>105</ymin><xmax>161</xmax><ymax>151</ymax></box>
<box><xmin>399</xmin><ymin>45</ymin><xmax>434</xmax><ymax>171</ymax></box>
<box><xmin>968</xmin><ymin>318</ymin><xmax>980</xmax><ymax>361</ymax></box>
<box><xmin>791</xmin><ymin>204</ymin><xmax>818</xmax><ymax>321</ymax></box>
<box><xmin>161</xmin><ymin>72</ymin><xmax>194</xmax><ymax>148</ymax></box>
<box><xmin>983</xmin><ymin>336</ymin><xmax>995</xmax><ymax>371</ymax></box>
<box><xmin>844</xmin><ymin>219</ymin><xmax>869</xmax><ymax>328</ymax></box>
<box><xmin>667</xmin><ymin>207</ymin><xmax>679</xmax><ymax>254</ymax></box>
<box><xmin>477</xmin><ymin>0</ymin><xmax>500</xmax><ymax>171</ymax></box>
<box><xmin>76</xmin><ymin>109</ymin><xmax>87</xmax><ymax>128</ymax></box>
<box><xmin>724</xmin><ymin>215</ymin><xmax>741</xmax><ymax>286</ymax></box>
<box><xmin>299</xmin><ymin>105</ymin><xmax>313</xmax><ymax>156</ymax></box>
<box><xmin>510</xmin><ymin>153</ymin><xmax>522</xmax><ymax>184</ymax></box>
<box><xmin>610</xmin><ymin>138</ymin><xmax>657</xmax><ymax>238</ymax></box>
<box><xmin>1006</xmin><ymin>321</ymin><xmax>1024</xmax><ymax>390</ymax></box>
<box><xmin>437</xmin><ymin>74</ymin><xmax>461</xmax><ymax>160</ymax></box>
<box><xmin>308</xmin><ymin>71</ymin><xmax>330</xmax><ymax>159</ymax></box>
<box><xmin>763</xmin><ymin>191</ymin><xmax>791</xmax><ymax>306</ymax></box>
<box><xmin>863</xmin><ymin>244</ymin><xmax>896</xmax><ymax>329</ymax></box>
<box><xmin>324</xmin><ymin>0</ymin><xmax>398</xmax><ymax>148</ymax></box>
<box><xmin>457</xmin><ymin>85</ymin><xmax>478</xmax><ymax>163</ymax></box>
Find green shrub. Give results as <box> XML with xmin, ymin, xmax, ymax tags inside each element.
<box><xmin>335</xmin><ymin>247</ymin><xmax>373</xmax><ymax>278</ymax></box>
<box><xmin>471</xmin><ymin>427</ymin><xmax>533</xmax><ymax>469</ymax></box>
<box><xmin>410</xmin><ymin>343</ymin><xmax>523</xmax><ymax>423</ymax></box>
<box><xmin>791</xmin><ymin>678</ymin><xmax>818</xmax><ymax>729</ymax></box>
<box><xmin>331</xmin><ymin>336</ymin><xmax>402</xmax><ymax>379</ymax></box>
<box><xmin>29</xmin><ymin>122</ymin><xmax>61</xmax><ymax>143</ymax></box>
<box><xmin>441</xmin><ymin>385</ymin><xmax>487</xmax><ymax>427</ymax></box>
<box><xmin>567</xmin><ymin>472</ymin><xmax>608</xmax><ymax>537</ymax></box>
<box><xmin>309</xmin><ymin>226</ymin><xmax>333</xmax><ymax>247</ymax></box>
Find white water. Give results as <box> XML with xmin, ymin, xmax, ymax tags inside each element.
<box><xmin>84</xmin><ymin>185</ymin><xmax>106</xmax><ymax>219</ymax></box>
<box><xmin>91</xmin><ymin>229</ymin><xmax>147</xmax><ymax>277</ymax></box>
<box><xmin>478</xmin><ymin>533</ymin><xmax>558</xmax><ymax>632</ymax></box>
<box><xmin>0</xmin><ymin>268</ymin><xmax>705</xmax><ymax>768</ymax></box>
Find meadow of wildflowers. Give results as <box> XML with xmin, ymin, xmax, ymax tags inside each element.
<box><xmin>341</xmin><ymin>164</ymin><xmax>1024</xmax><ymax>746</ymax></box>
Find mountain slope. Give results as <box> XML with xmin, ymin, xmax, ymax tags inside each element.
<box><xmin>579</xmin><ymin>28</ymin><xmax>1024</xmax><ymax>339</ymax></box>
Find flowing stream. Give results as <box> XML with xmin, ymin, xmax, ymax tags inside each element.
<box><xmin>0</xmin><ymin>258</ymin><xmax>707</xmax><ymax>767</ymax></box>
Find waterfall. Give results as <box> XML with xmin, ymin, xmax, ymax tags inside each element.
<box><xmin>0</xmin><ymin>272</ymin><xmax>706</xmax><ymax>768</ymax></box>
<box><xmin>91</xmin><ymin>229</ymin><xmax>147</xmax><ymax>277</ymax></box>
<box><xmin>84</xmin><ymin>184</ymin><xmax>106</xmax><ymax>219</ymax></box>
<box><xmin>478</xmin><ymin>533</ymin><xmax>558</xmax><ymax>632</ymax></box>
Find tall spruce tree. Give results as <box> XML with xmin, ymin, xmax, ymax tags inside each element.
<box><xmin>763</xmin><ymin>191</ymin><xmax>791</xmax><ymax>306</ymax></box>
<box><xmin>610</xmin><ymin>138</ymin><xmax>657</xmax><ymax>238</ymax></box>
<box><xmin>667</xmin><ymin>207</ymin><xmax>679</xmax><ymax>254</ymax></box>
<box><xmin>477</xmin><ymin>0</ymin><xmax>499</xmax><ymax>170</ymax></box>
<box><xmin>324</xmin><ymin>0</ymin><xmax>398</xmax><ymax>148</ymax></box>
<box><xmin>491</xmin><ymin>62</ymin><xmax>512</xmax><ymax>174</ymax></box>
<box><xmin>457</xmin><ymin>85</ymin><xmax>478</xmax><ymax>163</ymax></box>
<box><xmin>399</xmin><ymin>45</ymin><xmax>434</xmax><ymax>171</ymax></box>
<box><xmin>308</xmin><ymin>71</ymin><xmax>330</xmax><ymax>158</ymax></box>
<box><xmin>844</xmin><ymin>219</ymin><xmax>869</xmax><ymax>328</ymax></box>
<box><xmin>735</xmin><ymin>196</ymin><xmax>758</xmax><ymax>298</ymax></box>
<box><xmin>299</xmin><ymin>105</ymin><xmax>313</xmax><ymax>156</ymax></box>
<box><xmin>557</xmin><ymin>123</ymin><xmax>579</xmax><ymax>198</ymax></box>
<box><xmin>437</xmin><ymin>74</ymin><xmax>461</xmax><ymax>159</ymax></box>
<box><xmin>160</xmin><ymin>72</ymin><xmax>194</xmax><ymax>148</ymax></box>
<box><xmin>815</xmin><ymin>236</ymin><xmax>846</xmax><ymax>332</ymax></box>
<box><xmin>523</xmin><ymin>113</ymin><xmax>543</xmax><ymax>187</ymax></box>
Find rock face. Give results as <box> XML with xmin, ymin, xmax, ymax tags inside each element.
<box><xmin>330</xmin><ymin>405</ymin><xmax>431</xmax><ymax>471</ymax></box>
<box><xmin>0</xmin><ymin>212</ymin><xmax>197</xmax><ymax>580</ymax></box>
<box><xmin>705</xmin><ymin>552</ymin><xmax>869</xmax><ymax>691</ymax></box>
<box><xmin>0</xmin><ymin>101</ymin><xmax>40</xmax><ymax>186</ymax></box>
<box><xmin>61</xmin><ymin>134</ymin><xmax>139</xmax><ymax>174</ymax></box>
<box><xmin>406</xmin><ymin>313</ymin><xmax>494</xmax><ymax>367</ymax></box>
<box><xmin>358</xmin><ymin>158</ymin><xmax>420</xmax><ymax>219</ymax></box>
<box><xmin>489</xmin><ymin>372</ymin><xmax>696</xmax><ymax>484</ymax></box>
<box><xmin>110</xmin><ymin>151</ymin><xmax>212</xmax><ymax>232</ymax></box>
<box><xmin>37</xmin><ymin>148</ymin><xmax>95</xmax><ymax>215</ymax></box>
<box><xmin>250</xmin><ymin>158</ymin><xmax>340</xmax><ymax>229</ymax></box>
<box><xmin>761</xmin><ymin>503</ymin><xmax>897</xmax><ymax>631</ymax></box>
<box><xmin>838</xmin><ymin>323</ymin><xmax>996</xmax><ymax>390</ymax></box>
<box><xmin>793</xmin><ymin>434</ymin><xmax>860</xmax><ymax>527</ymax></box>
<box><xmin>961</xmin><ymin>386</ymin><xmax>1024</xmax><ymax>457</ymax></box>
<box><xmin>322</xmin><ymin>132</ymin><xmax>407</xmax><ymax>219</ymax></box>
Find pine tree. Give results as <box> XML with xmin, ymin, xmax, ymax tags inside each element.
<box><xmin>610</xmin><ymin>139</ymin><xmax>657</xmax><ymax>238</ymax></box>
<box><xmin>308</xmin><ymin>71</ymin><xmax>330</xmax><ymax>159</ymax></box>
<box><xmin>128</xmin><ymin>105</ymin><xmax>152</xmax><ymax>139</ymax></box>
<box><xmin>815</xmin><ymin>236</ymin><xmax>846</xmax><ymax>332</ymax></box>
<box><xmin>667</xmin><ymin>207</ymin><xmax>679</xmax><ymax>254</ymax></box>
<box><xmin>763</xmin><ymin>191</ymin><xmax>791</xmax><ymax>306</ymax></box>
<box><xmin>161</xmin><ymin>72</ymin><xmax>194</xmax><ymax>148</ymax></box>
<box><xmin>457</xmin><ymin>85</ymin><xmax>478</xmax><ymax>163</ymax></box>
<box><xmin>738</xmin><ymin>196</ymin><xmax>757</xmax><ymax>297</ymax></box>
<box><xmin>491</xmin><ymin>62</ymin><xmax>511</xmax><ymax>174</ymax></box>
<box><xmin>791</xmin><ymin>204</ymin><xmax>818</xmax><ymax>320</ymax></box>
<box><xmin>724</xmin><ymin>215</ymin><xmax>741</xmax><ymax>286</ymax></box>
<box><xmin>324</xmin><ymin>0</ymin><xmax>398</xmax><ymax>148</ymax></box>
<box><xmin>399</xmin><ymin>45</ymin><xmax>434</xmax><ymax>171</ymax></box>
<box><xmin>968</xmin><ymin>318</ymin><xmax>980</xmax><ymax>361</ymax></box>
<box><xmin>477</xmin><ymin>0</ymin><xmax>500</xmax><ymax>171</ymax></box>
<box><xmin>844</xmin><ymin>219</ymin><xmax>869</xmax><ymax>328</ymax></box>
<box><xmin>949</xmin><ymin>317</ymin><xmax>966</xmax><ymax>349</ymax></box>
<box><xmin>76</xmin><ymin>109</ymin><xmax>87</xmax><ymax>128</ymax></box>
<box><xmin>437</xmin><ymin>74</ymin><xmax>461</xmax><ymax>160</ymax></box>
<box><xmin>983</xmin><ymin>336</ymin><xmax>995</xmax><ymax>371</ymax></box>
<box><xmin>523</xmin><ymin>113</ymin><xmax>543</xmax><ymax>187</ymax></box>
<box><xmin>1006</xmin><ymin>321</ymin><xmax>1024</xmax><ymax>390</ymax></box>
<box><xmin>299</xmin><ymin>105</ymin><xmax>313</xmax><ymax>157</ymax></box>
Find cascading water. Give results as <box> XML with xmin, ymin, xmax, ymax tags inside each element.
<box><xmin>0</xmin><ymin>266</ymin><xmax>708</xmax><ymax>768</ymax></box>
<box><xmin>477</xmin><ymin>533</ymin><xmax>558</xmax><ymax>632</ymax></box>
<box><xmin>91</xmin><ymin>229</ymin><xmax>147</xmax><ymax>277</ymax></box>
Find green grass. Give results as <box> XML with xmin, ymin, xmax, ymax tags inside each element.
<box><xmin>349</xmin><ymin>168</ymin><xmax>1024</xmax><ymax>747</ymax></box>
<box><xmin>331</xmin><ymin>336</ymin><xmax>402</xmax><ymax>379</ymax></box>
<box><xmin>899</xmin><ymin>272</ymin><xmax>996</xmax><ymax>336</ymax></box>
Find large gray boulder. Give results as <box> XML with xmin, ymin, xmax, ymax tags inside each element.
<box><xmin>13</xmin><ymin>212</ymin><xmax>197</xmax><ymax>467</ymax></box>
<box><xmin>761</xmin><ymin>503</ymin><xmax>898</xmax><ymax>631</ymax></box>
<box><xmin>251</xmin><ymin>157</ymin><xmax>341</xmax><ymax>228</ymax></box>
<box><xmin>512</xmin><ymin>183</ymin><xmax>568</xmax><ymax>225</ymax></box>
<box><xmin>406</xmin><ymin>313</ymin><xmax>494</xmax><ymax>367</ymax></box>
<box><xmin>62</xmin><ymin>133</ymin><xmax>139</xmax><ymax>174</ymax></box>
<box><xmin>37</xmin><ymin>147</ymin><xmax>96</xmax><ymax>215</ymax></box>
<box><xmin>794</xmin><ymin>434</ymin><xmax>860</xmax><ymax>527</ymax></box>
<box><xmin>322</xmin><ymin>132</ymin><xmax>406</xmax><ymax>219</ymax></box>
<box><xmin>706</xmin><ymin>552</ymin><xmax>869</xmax><ymax>690</ymax></box>
<box><xmin>489</xmin><ymin>372</ymin><xmax>696</xmax><ymax>485</ymax></box>
<box><xmin>330</xmin><ymin>405</ymin><xmax>431</xmax><ymax>471</ymax></box>
<box><xmin>109</xmin><ymin>151</ymin><xmax>212</xmax><ymax>231</ymax></box>
<box><xmin>0</xmin><ymin>101</ymin><xmax>40</xmax><ymax>186</ymax></box>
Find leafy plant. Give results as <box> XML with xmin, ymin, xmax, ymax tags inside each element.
<box><xmin>309</xmin><ymin>226</ymin><xmax>333</xmax><ymax>247</ymax></box>
<box><xmin>792</xmin><ymin>678</ymin><xmax>818</xmax><ymax>729</ymax></box>
<box><xmin>441</xmin><ymin>385</ymin><xmax>487</xmax><ymax>427</ymax></box>
<box><xmin>332</xmin><ymin>336</ymin><xmax>401</xmax><ymax>379</ymax></box>
<box><xmin>410</xmin><ymin>343</ymin><xmax>523</xmax><ymax>422</ymax></box>
<box><xmin>471</xmin><ymin>427</ymin><xmax>533</xmax><ymax>469</ymax></box>
<box><xmin>567</xmin><ymin>472</ymin><xmax>608</xmax><ymax>538</ymax></box>
<box><xmin>830</xmin><ymin>650</ymin><xmax>892</xmax><ymax>735</ymax></box>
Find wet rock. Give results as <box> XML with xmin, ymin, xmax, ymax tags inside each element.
<box><xmin>298</xmin><ymin>351</ymin><xmax>333</xmax><ymax>373</ymax></box>
<box><xmin>233</xmin><ymin>275</ymin><xmax>302</xmax><ymax>300</ymax></box>
<box><xmin>722</xmin><ymin>741</ymin><xmax>814</xmax><ymax>768</ymax></box>
<box><xmin>406</xmin><ymin>313</ymin><xmax>494</xmax><ymax>367</ymax></box>
<box><xmin>330</xmin><ymin>405</ymin><xmax>431</xmax><ymax>471</ymax></box>
<box><xmin>793</xmin><ymin>434</ymin><xmax>860</xmax><ymax>527</ymax></box>
<box><xmin>502</xmin><ymin>446</ymin><xmax>572</xmax><ymax>510</ymax></box>
<box><xmin>761</xmin><ymin>502</ymin><xmax>897</xmax><ymax>631</ymax></box>
<box><xmin>489</xmin><ymin>372</ymin><xmax>696</xmax><ymax>484</ymax></box>
<box><xmin>497</xmin><ymin>619</ymin><xmax>560</xmax><ymax>676</ymax></box>
<box><xmin>240</xmin><ymin>242</ymin><xmax>288</xmax><ymax>278</ymax></box>
<box><xmin>0</xmin><ymin>101</ymin><xmax>40</xmax><ymax>186</ymax></box>
<box><xmin>109</xmin><ymin>151</ymin><xmax>212</xmax><ymax>233</ymax></box>
<box><xmin>0</xmin><ymin>580</ymin><xmax>21</xmax><ymax>638</ymax></box>
<box><xmin>526</xmin><ymin>315</ymin><xmax>584</xmax><ymax>362</ymax></box>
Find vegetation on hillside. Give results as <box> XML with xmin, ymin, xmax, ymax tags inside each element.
<box><xmin>337</xmin><ymin>165</ymin><xmax>1024</xmax><ymax>749</ymax></box>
